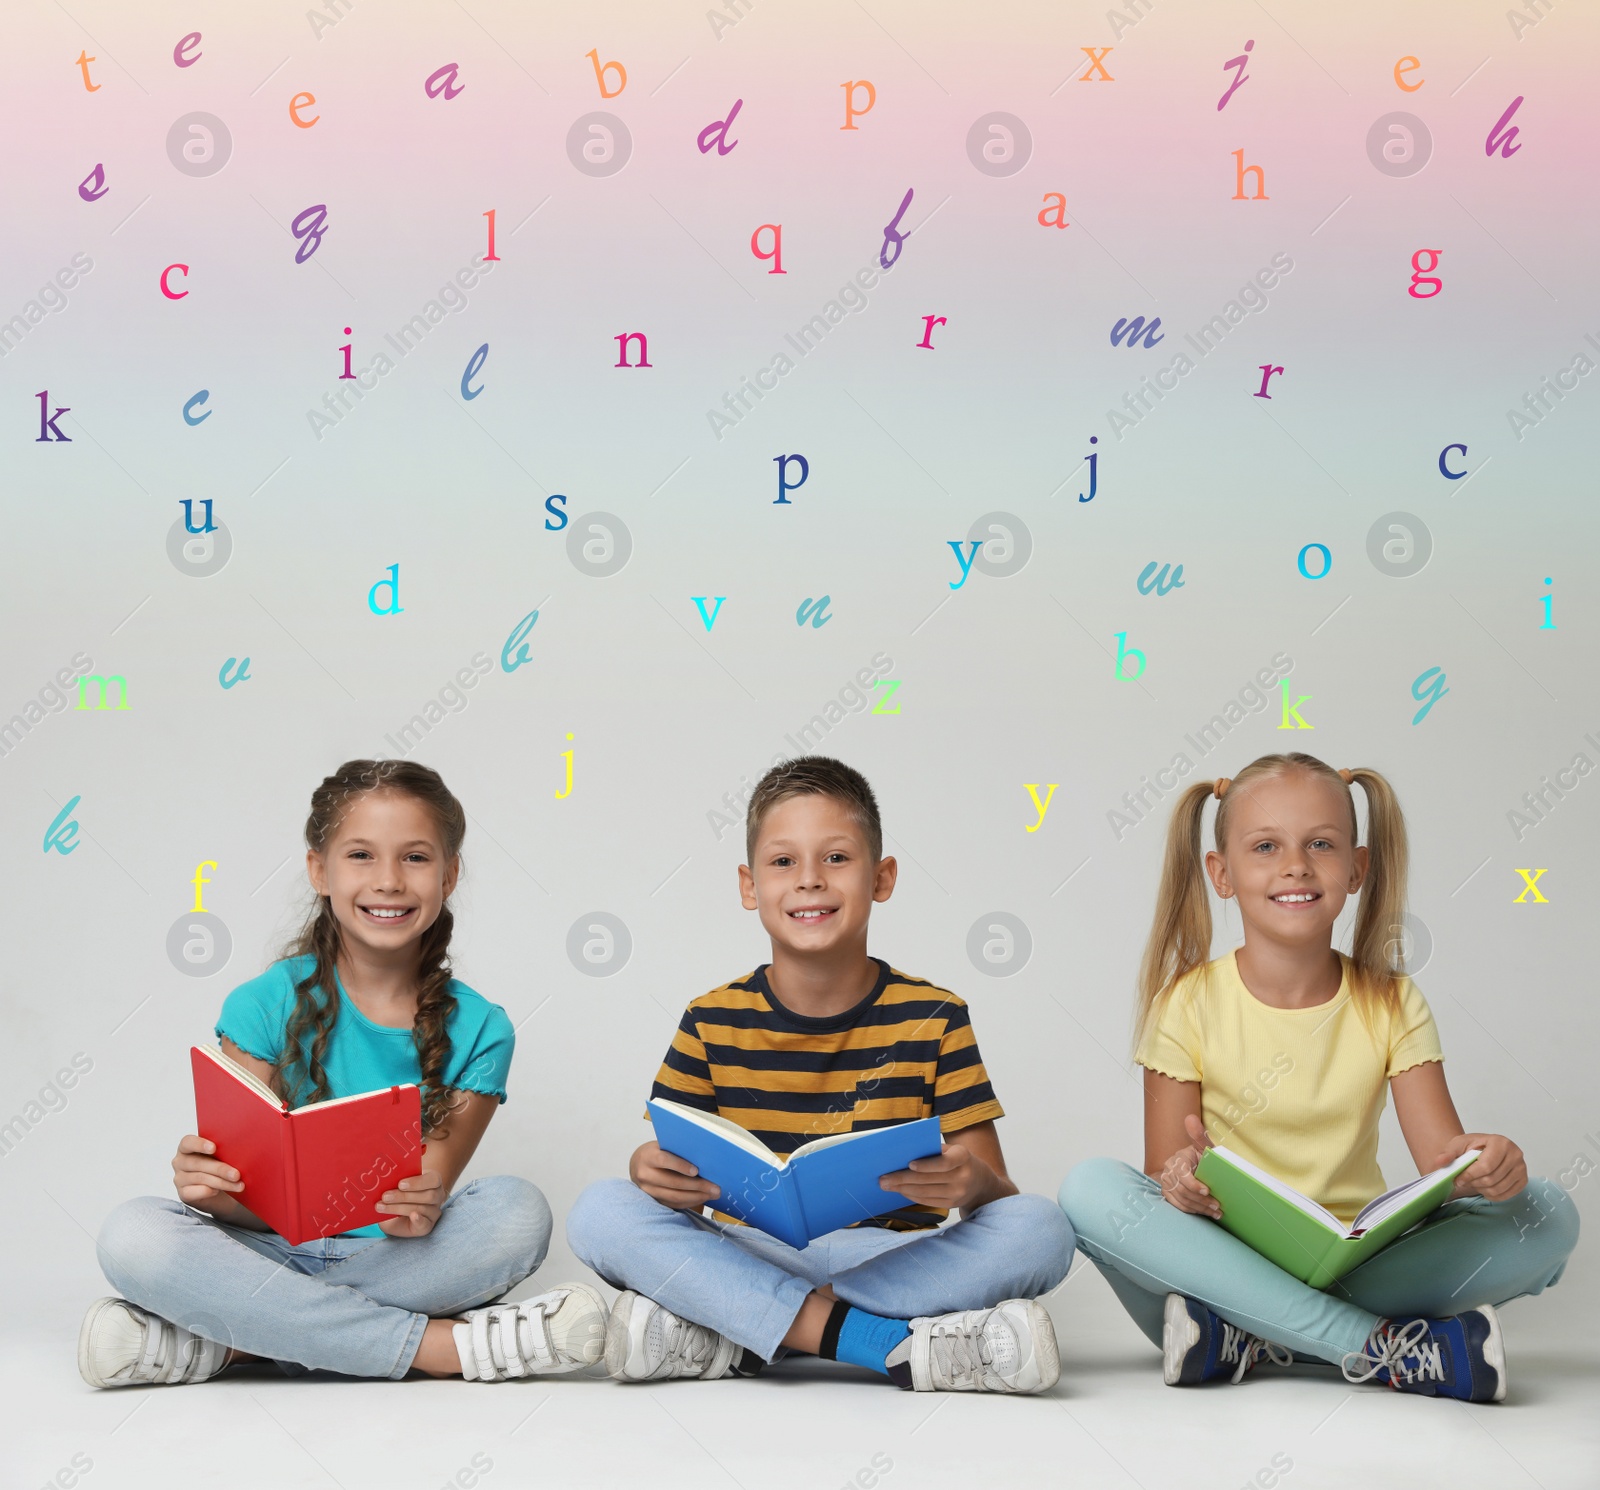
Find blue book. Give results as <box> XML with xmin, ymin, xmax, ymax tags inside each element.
<box><xmin>647</xmin><ymin>1098</ymin><xmax>944</xmax><ymax>1249</ymax></box>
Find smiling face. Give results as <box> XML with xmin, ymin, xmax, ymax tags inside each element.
<box><xmin>1205</xmin><ymin>770</ymin><xmax>1367</xmax><ymax>951</ymax></box>
<box><xmin>738</xmin><ymin>792</ymin><xmax>896</xmax><ymax>959</ymax></box>
<box><xmin>306</xmin><ymin>789</ymin><xmax>458</xmax><ymax>961</ymax></box>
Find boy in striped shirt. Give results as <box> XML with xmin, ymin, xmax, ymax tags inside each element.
<box><xmin>568</xmin><ymin>757</ymin><xmax>1074</xmax><ymax>1392</ymax></box>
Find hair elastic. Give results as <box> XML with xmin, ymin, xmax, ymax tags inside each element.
<box><xmin>1338</xmin><ymin>768</ymin><xmax>1354</xmax><ymax>784</ymax></box>
<box><xmin>1213</xmin><ymin>777</ymin><xmax>1231</xmax><ymax>800</ymax></box>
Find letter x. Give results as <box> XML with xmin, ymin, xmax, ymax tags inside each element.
<box><xmin>1513</xmin><ymin>868</ymin><xmax>1548</xmax><ymax>903</ymax></box>
<box><xmin>1080</xmin><ymin>47</ymin><xmax>1114</xmax><ymax>81</ymax></box>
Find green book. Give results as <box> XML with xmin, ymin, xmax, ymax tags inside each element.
<box><xmin>1194</xmin><ymin>1145</ymin><xmax>1481</xmax><ymax>1290</ymax></box>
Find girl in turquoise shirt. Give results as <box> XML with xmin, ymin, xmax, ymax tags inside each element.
<box><xmin>80</xmin><ymin>759</ymin><xmax>605</xmax><ymax>1386</ymax></box>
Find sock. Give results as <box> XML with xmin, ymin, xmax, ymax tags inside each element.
<box><xmin>729</xmin><ymin>1346</ymin><xmax>764</xmax><ymax>1377</ymax></box>
<box><xmin>818</xmin><ymin>1300</ymin><xmax>911</xmax><ymax>1377</ymax></box>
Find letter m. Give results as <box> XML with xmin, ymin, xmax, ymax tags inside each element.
<box><xmin>0</xmin><ymin>1115</ymin><xmax>30</xmax><ymax>1154</ymax></box>
<box><xmin>1110</xmin><ymin>316</ymin><xmax>1164</xmax><ymax>349</ymax></box>
<box><xmin>77</xmin><ymin>675</ymin><xmax>129</xmax><ymax>710</ymax></box>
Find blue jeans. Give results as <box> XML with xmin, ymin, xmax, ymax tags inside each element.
<box><xmin>95</xmin><ymin>1175</ymin><xmax>552</xmax><ymax>1379</ymax></box>
<box><xmin>1059</xmin><ymin>1158</ymin><xmax>1580</xmax><ymax>1366</ymax></box>
<box><xmin>567</xmin><ymin>1177</ymin><xmax>1075</xmax><ymax>1364</ymax></box>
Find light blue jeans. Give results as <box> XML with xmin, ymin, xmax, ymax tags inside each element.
<box><xmin>567</xmin><ymin>1177</ymin><xmax>1075</xmax><ymax>1364</ymax></box>
<box><xmin>1059</xmin><ymin>1157</ymin><xmax>1580</xmax><ymax>1366</ymax></box>
<box><xmin>95</xmin><ymin>1175</ymin><xmax>551</xmax><ymax>1379</ymax></box>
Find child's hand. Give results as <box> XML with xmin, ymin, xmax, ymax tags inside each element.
<box><xmin>1160</xmin><ymin>1114</ymin><xmax>1221</xmax><ymax>1219</ymax></box>
<box><xmin>880</xmin><ymin>1142</ymin><xmax>993</xmax><ymax>1212</ymax></box>
<box><xmin>171</xmin><ymin>1134</ymin><xmax>244</xmax><ymax>1205</ymax></box>
<box><xmin>1437</xmin><ymin>1132</ymin><xmax>1527</xmax><ymax>1203</ymax></box>
<box><xmin>630</xmin><ymin>1141</ymin><xmax>720</xmax><ymax>1210</ymax></box>
<box><xmin>375</xmin><ymin>1169</ymin><xmax>445</xmax><ymax>1237</ymax></box>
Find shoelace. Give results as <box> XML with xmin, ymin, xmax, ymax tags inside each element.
<box><xmin>1217</xmin><ymin>1322</ymin><xmax>1293</xmax><ymax>1384</ymax></box>
<box><xmin>1341</xmin><ymin>1318</ymin><xmax>1434</xmax><ymax>1388</ymax></box>
<box><xmin>928</xmin><ymin>1320</ymin><xmax>992</xmax><ymax>1389</ymax></box>
<box><xmin>660</xmin><ymin>1313</ymin><xmax>719</xmax><ymax>1376</ymax></box>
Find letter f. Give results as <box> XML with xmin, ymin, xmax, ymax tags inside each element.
<box><xmin>192</xmin><ymin>860</ymin><xmax>217</xmax><ymax>912</ymax></box>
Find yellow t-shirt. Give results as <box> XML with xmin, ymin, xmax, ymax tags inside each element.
<box><xmin>1135</xmin><ymin>950</ymin><xmax>1443</xmax><ymax>1225</ymax></box>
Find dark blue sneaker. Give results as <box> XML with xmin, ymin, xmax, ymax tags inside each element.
<box><xmin>1162</xmin><ymin>1294</ymin><xmax>1293</xmax><ymax>1385</ymax></box>
<box><xmin>1340</xmin><ymin>1306</ymin><xmax>1507</xmax><ymax>1402</ymax></box>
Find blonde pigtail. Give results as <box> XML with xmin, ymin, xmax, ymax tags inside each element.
<box><xmin>1134</xmin><ymin>780</ymin><xmax>1220</xmax><ymax>1050</ymax></box>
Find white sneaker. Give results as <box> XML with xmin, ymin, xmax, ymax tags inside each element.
<box><xmin>452</xmin><ymin>1283</ymin><xmax>609</xmax><ymax>1381</ymax></box>
<box><xmin>603</xmin><ymin>1290</ymin><xmax>752</xmax><ymax>1382</ymax></box>
<box><xmin>78</xmin><ymin>1297</ymin><xmax>230</xmax><ymax>1389</ymax></box>
<box><xmin>885</xmin><ymin>1298</ymin><xmax>1060</xmax><ymax>1393</ymax></box>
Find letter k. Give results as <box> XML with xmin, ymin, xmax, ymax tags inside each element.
<box><xmin>1278</xmin><ymin>677</ymin><xmax>1312</xmax><ymax>729</ymax></box>
<box><xmin>35</xmin><ymin>391</ymin><xmax>71</xmax><ymax>442</ymax></box>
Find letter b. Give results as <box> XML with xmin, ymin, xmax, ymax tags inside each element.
<box><xmin>1113</xmin><ymin>632</ymin><xmax>1145</xmax><ymax>681</ymax></box>
<box><xmin>586</xmin><ymin>48</ymin><xmax>626</xmax><ymax>98</ymax></box>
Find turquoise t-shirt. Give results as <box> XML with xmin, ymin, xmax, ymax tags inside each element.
<box><xmin>215</xmin><ymin>955</ymin><xmax>515</xmax><ymax>1238</ymax></box>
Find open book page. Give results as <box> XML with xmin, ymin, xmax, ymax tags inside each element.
<box><xmin>1207</xmin><ymin>1146</ymin><xmax>1348</xmax><ymax>1235</ymax></box>
<box><xmin>1350</xmin><ymin>1150</ymin><xmax>1481</xmax><ymax>1234</ymax></box>
<box><xmin>649</xmin><ymin>1098</ymin><xmax>786</xmax><ymax>1167</ymax></box>
<box><xmin>297</xmin><ymin>1087</ymin><xmax>418</xmax><ymax>1114</ymax></box>
<box><xmin>788</xmin><ymin>1125</ymin><xmax>901</xmax><ymax>1161</ymax></box>
<box><xmin>196</xmin><ymin>1044</ymin><xmax>285</xmax><ymax>1108</ymax></box>
<box><xmin>199</xmin><ymin>1044</ymin><xmax>417</xmax><ymax>1116</ymax></box>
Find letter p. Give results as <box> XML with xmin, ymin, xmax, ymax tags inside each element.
<box><xmin>840</xmin><ymin>79</ymin><xmax>876</xmax><ymax>130</ymax></box>
<box><xmin>773</xmin><ymin>452</ymin><xmax>809</xmax><ymax>505</ymax></box>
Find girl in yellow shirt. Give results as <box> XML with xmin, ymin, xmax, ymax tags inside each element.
<box><xmin>1058</xmin><ymin>752</ymin><xmax>1577</xmax><ymax>1401</ymax></box>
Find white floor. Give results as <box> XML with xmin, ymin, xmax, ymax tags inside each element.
<box><xmin>8</xmin><ymin>1261</ymin><xmax>1597</xmax><ymax>1490</ymax></box>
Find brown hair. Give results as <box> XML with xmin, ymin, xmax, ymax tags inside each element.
<box><xmin>744</xmin><ymin>756</ymin><xmax>883</xmax><ymax>863</ymax></box>
<box><xmin>275</xmin><ymin>759</ymin><xmax>467</xmax><ymax>1136</ymax></box>
<box><xmin>1135</xmin><ymin>752</ymin><xmax>1409</xmax><ymax>1045</ymax></box>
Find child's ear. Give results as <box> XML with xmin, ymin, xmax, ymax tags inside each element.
<box><xmin>306</xmin><ymin>848</ymin><xmax>327</xmax><ymax>897</ymax></box>
<box><xmin>737</xmin><ymin>863</ymin><xmax>759</xmax><ymax>910</ymax></box>
<box><xmin>442</xmin><ymin>853</ymin><xmax>461</xmax><ymax>898</ymax></box>
<box><xmin>1203</xmin><ymin>848</ymin><xmax>1232</xmax><ymax>899</ymax></box>
<box><xmin>872</xmin><ymin>855</ymin><xmax>898</xmax><ymax>903</ymax></box>
<box><xmin>1347</xmin><ymin>843</ymin><xmax>1369</xmax><ymax>892</ymax></box>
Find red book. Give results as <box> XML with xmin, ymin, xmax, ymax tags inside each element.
<box><xmin>190</xmin><ymin>1045</ymin><xmax>424</xmax><ymax>1245</ymax></box>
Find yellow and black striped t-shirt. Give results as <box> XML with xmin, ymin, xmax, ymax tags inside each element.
<box><xmin>650</xmin><ymin>959</ymin><xmax>1004</xmax><ymax>1230</ymax></box>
